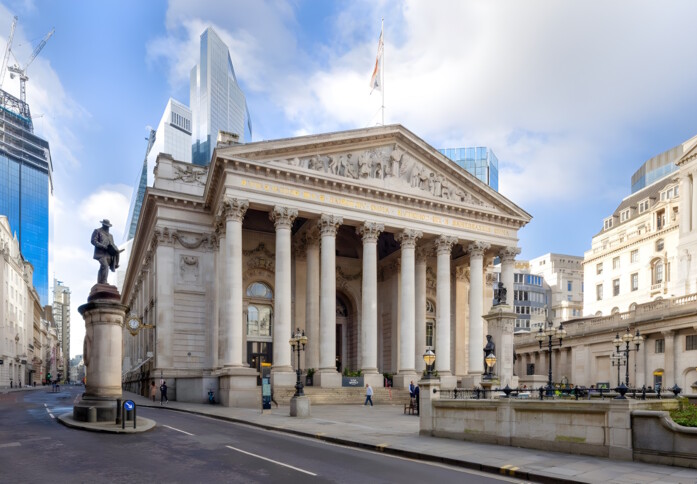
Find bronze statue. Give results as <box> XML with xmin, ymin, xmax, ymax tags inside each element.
<box><xmin>493</xmin><ymin>281</ymin><xmax>507</xmax><ymax>306</ymax></box>
<box><xmin>91</xmin><ymin>219</ymin><xmax>122</xmax><ymax>285</ymax></box>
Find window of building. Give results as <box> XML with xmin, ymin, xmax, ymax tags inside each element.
<box><xmin>596</xmin><ymin>284</ymin><xmax>603</xmax><ymax>301</ymax></box>
<box><xmin>620</xmin><ymin>209</ymin><xmax>630</xmax><ymax>222</ymax></box>
<box><xmin>675</xmin><ymin>186</ymin><xmax>679</xmax><ymax>197</ymax></box>
<box><xmin>631</xmin><ymin>273</ymin><xmax>638</xmax><ymax>291</ymax></box>
<box><xmin>656</xmin><ymin>209</ymin><xmax>665</xmax><ymax>230</ymax></box>
<box><xmin>656</xmin><ymin>239</ymin><xmax>664</xmax><ymax>252</ymax></box>
<box><xmin>246</xmin><ymin>282</ymin><xmax>274</xmax><ymax>338</ymax></box>
<box><xmin>567</xmin><ymin>295</ymin><xmax>572</xmax><ymax>301</ymax></box>
<box><xmin>604</xmin><ymin>218</ymin><xmax>613</xmax><ymax>230</ymax></box>
<box><xmin>687</xmin><ymin>335</ymin><xmax>697</xmax><ymax>351</ymax></box>
<box><xmin>613</xmin><ymin>279</ymin><xmax>620</xmax><ymax>296</ymax></box>
<box><xmin>567</xmin><ymin>281</ymin><xmax>572</xmax><ymax>292</ymax></box>
<box><xmin>426</xmin><ymin>299</ymin><xmax>435</xmax><ymax>348</ymax></box>
<box><xmin>613</xmin><ymin>257</ymin><xmax>620</xmax><ymax>269</ymax></box>
<box><xmin>426</xmin><ymin>322</ymin><xmax>434</xmax><ymax>347</ymax></box>
<box><xmin>597</xmin><ymin>263</ymin><xmax>603</xmax><ymax>275</ymax></box>
<box><xmin>514</xmin><ymin>273</ymin><xmax>524</xmax><ymax>284</ymax></box>
<box><xmin>654</xmin><ymin>260</ymin><xmax>664</xmax><ymax>284</ymax></box>
<box><xmin>638</xmin><ymin>200</ymin><xmax>650</xmax><ymax>213</ymax></box>
<box><xmin>655</xmin><ymin>338</ymin><xmax>665</xmax><ymax>354</ymax></box>
<box><xmin>631</xmin><ymin>249</ymin><xmax>639</xmax><ymax>263</ymax></box>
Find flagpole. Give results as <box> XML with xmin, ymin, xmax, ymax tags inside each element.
<box><xmin>381</xmin><ymin>17</ymin><xmax>385</xmax><ymax>126</ymax></box>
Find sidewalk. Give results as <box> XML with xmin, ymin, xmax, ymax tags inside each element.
<box><xmin>124</xmin><ymin>391</ymin><xmax>697</xmax><ymax>484</ymax></box>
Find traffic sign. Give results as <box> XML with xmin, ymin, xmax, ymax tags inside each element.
<box><xmin>124</xmin><ymin>400</ymin><xmax>134</xmax><ymax>411</ymax></box>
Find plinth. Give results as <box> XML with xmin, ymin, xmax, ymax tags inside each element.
<box><xmin>73</xmin><ymin>284</ymin><xmax>127</xmax><ymax>422</ymax></box>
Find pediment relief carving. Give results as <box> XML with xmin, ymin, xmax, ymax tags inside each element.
<box><xmin>272</xmin><ymin>144</ymin><xmax>496</xmax><ymax>210</ymax></box>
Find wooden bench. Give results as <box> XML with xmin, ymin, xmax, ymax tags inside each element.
<box><xmin>404</xmin><ymin>398</ymin><xmax>417</xmax><ymax>415</ymax></box>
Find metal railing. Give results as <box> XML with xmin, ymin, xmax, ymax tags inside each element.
<box><xmin>436</xmin><ymin>384</ymin><xmax>684</xmax><ymax>401</ymax></box>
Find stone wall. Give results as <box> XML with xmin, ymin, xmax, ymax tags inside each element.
<box><xmin>632</xmin><ymin>409</ymin><xmax>697</xmax><ymax>468</ymax></box>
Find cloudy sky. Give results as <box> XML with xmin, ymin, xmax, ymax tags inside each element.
<box><xmin>2</xmin><ymin>0</ymin><xmax>697</xmax><ymax>358</ymax></box>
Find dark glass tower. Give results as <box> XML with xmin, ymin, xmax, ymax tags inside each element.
<box><xmin>0</xmin><ymin>89</ymin><xmax>52</xmax><ymax>303</ymax></box>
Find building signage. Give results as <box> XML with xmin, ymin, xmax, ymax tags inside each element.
<box><xmin>342</xmin><ymin>376</ymin><xmax>364</xmax><ymax>387</ymax></box>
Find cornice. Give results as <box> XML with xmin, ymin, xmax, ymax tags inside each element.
<box><xmin>583</xmin><ymin>224</ymin><xmax>679</xmax><ymax>265</ymax></box>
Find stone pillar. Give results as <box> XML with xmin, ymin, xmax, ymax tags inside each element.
<box><xmin>221</xmin><ymin>198</ymin><xmax>248</xmax><ymax>368</ymax></box>
<box><xmin>73</xmin><ymin>285</ymin><xmax>127</xmax><ymax>422</ymax></box>
<box><xmin>499</xmin><ymin>247</ymin><xmax>520</xmax><ymax>307</ymax></box>
<box><xmin>418</xmin><ymin>376</ymin><xmax>440</xmax><ymax>436</ymax></box>
<box><xmin>357</xmin><ymin>222</ymin><xmax>384</xmax><ymax>388</ymax></box>
<box><xmin>394</xmin><ymin>229</ymin><xmax>422</xmax><ymax>388</ymax></box>
<box><xmin>467</xmin><ymin>241</ymin><xmax>490</xmax><ymax>376</ymax></box>
<box><xmin>269</xmin><ymin>206</ymin><xmax>298</xmax><ymax>387</ymax></box>
<box><xmin>636</xmin><ymin>335</ymin><xmax>647</xmax><ymax>387</ymax></box>
<box><xmin>691</xmin><ymin>173</ymin><xmax>697</xmax><ymax>232</ymax></box>
<box><xmin>304</xmin><ymin>227</ymin><xmax>321</xmax><ymax>372</ymax></box>
<box><xmin>680</xmin><ymin>176</ymin><xmax>690</xmax><ymax>234</ymax></box>
<box><xmin>435</xmin><ymin>235</ymin><xmax>457</xmax><ymax>388</ymax></box>
<box><xmin>483</xmin><ymin>305</ymin><xmax>517</xmax><ymax>388</ymax></box>
<box><xmin>415</xmin><ymin>247</ymin><xmax>428</xmax><ymax>374</ymax></box>
<box><xmin>663</xmin><ymin>330</ymin><xmax>675</xmax><ymax>388</ymax></box>
<box><xmin>315</xmin><ymin>214</ymin><xmax>343</xmax><ymax>388</ymax></box>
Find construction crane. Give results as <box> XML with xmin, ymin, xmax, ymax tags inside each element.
<box><xmin>7</xmin><ymin>25</ymin><xmax>54</xmax><ymax>103</ymax></box>
<box><xmin>0</xmin><ymin>16</ymin><xmax>17</xmax><ymax>90</ymax></box>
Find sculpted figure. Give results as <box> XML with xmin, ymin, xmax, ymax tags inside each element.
<box><xmin>338</xmin><ymin>154</ymin><xmax>349</xmax><ymax>177</ymax></box>
<box><xmin>389</xmin><ymin>148</ymin><xmax>403</xmax><ymax>177</ymax></box>
<box><xmin>441</xmin><ymin>179</ymin><xmax>451</xmax><ymax>199</ymax></box>
<box><xmin>328</xmin><ymin>154</ymin><xmax>340</xmax><ymax>174</ymax></box>
<box><xmin>374</xmin><ymin>159</ymin><xmax>383</xmax><ymax>179</ymax></box>
<box><xmin>410</xmin><ymin>164</ymin><xmax>421</xmax><ymax>188</ymax></box>
<box><xmin>310</xmin><ymin>156</ymin><xmax>324</xmax><ymax>171</ymax></box>
<box><xmin>346</xmin><ymin>157</ymin><xmax>358</xmax><ymax>179</ymax></box>
<box><xmin>91</xmin><ymin>219</ymin><xmax>122</xmax><ymax>285</ymax></box>
<box><xmin>358</xmin><ymin>152</ymin><xmax>371</xmax><ymax>178</ymax></box>
<box><xmin>433</xmin><ymin>174</ymin><xmax>443</xmax><ymax>197</ymax></box>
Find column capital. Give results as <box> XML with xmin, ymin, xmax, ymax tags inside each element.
<box><xmin>499</xmin><ymin>246</ymin><xmax>521</xmax><ymax>263</ymax></box>
<box><xmin>396</xmin><ymin>229</ymin><xmax>423</xmax><ymax>249</ymax></box>
<box><xmin>434</xmin><ymin>235</ymin><xmax>458</xmax><ymax>255</ymax></box>
<box><xmin>303</xmin><ymin>226</ymin><xmax>321</xmax><ymax>249</ymax></box>
<box><xmin>467</xmin><ymin>241</ymin><xmax>490</xmax><ymax>258</ymax></box>
<box><xmin>415</xmin><ymin>245</ymin><xmax>432</xmax><ymax>263</ymax></box>
<box><xmin>220</xmin><ymin>197</ymin><xmax>249</xmax><ymax>223</ymax></box>
<box><xmin>270</xmin><ymin>206</ymin><xmax>298</xmax><ymax>229</ymax></box>
<box><xmin>318</xmin><ymin>214</ymin><xmax>343</xmax><ymax>236</ymax></box>
<box><xmin>357</xmin><ymin>221</ymin><xmax>384</xmax><ymax>243</ymax></box>
<box><xmin>455</xmin><ymin>265</ymin><xmax>469</xmax><ymax>282</ymax></box>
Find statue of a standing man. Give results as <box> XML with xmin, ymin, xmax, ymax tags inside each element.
<box><xmin>91</xmin><ymin>219</ymin><xmax>121</xmax><ymax>285</ymax></box>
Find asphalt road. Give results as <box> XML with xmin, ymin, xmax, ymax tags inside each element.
<box><xmin>0</xmin><ymin>386</ymin><xmax>528</xmax><ymax>483</ymax></box>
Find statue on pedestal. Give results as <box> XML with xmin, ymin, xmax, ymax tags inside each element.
<box><xmin>493</xmin><ymin>282</ymin><xmax>507</xmax><ymax>306</ymax></box>
<box><xmin>91</xmin><ymin>219</ymin><xmax>122</xmax><ymax>285</ymax></box>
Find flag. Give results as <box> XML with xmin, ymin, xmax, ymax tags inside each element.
<box><xmin>369</xmin><ymin>27</ymin><xmax>383</xmax><ymax>93</ymax></box>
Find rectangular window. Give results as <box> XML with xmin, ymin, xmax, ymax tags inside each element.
<box><xmin>655</xmin><ymin>339</ymin><xmax>665</xmax><ymax>354</ymax></box>
<box><xmin>613</xmin><ymin>257</ymin><xmax>620</xmax><ymax>269</ymax></box>
<box><xmin>426</xmin><ymin>322</ymin><xmax>434</xmax><ymax>347</ymax></box>
<box><xmin>687</xmin><ymin>335</ymin><xmax>697</xmax><ymax>351</ymax></box>
<box><xmin>567</xmin><ymin>281</ymin><xmax>572</xmax><ymax>292</ymax></box>
<box><xmin>597</xmin><ymin>263</ymin><xmax>603</xmax><ymax>275</ymax></box>
<box><xmin>631</xmin><ymin>273</ymin><xmax>638</xmax><ymax>291</ymax></box>
<box><xmin>613</xmin><ymin>279</ymin><xmax>620</xmax><ymax>296</ymax></box>
<box><xmin>631</xmin><ymin>250</ymin><xmax>639</xmax><ymax>263</ymax></box>
<box><xmin>596</xmin><ymin>284</ymin><xmax>603</xmax><ymax>301</ymax></box>
<box><xmin>604</xmin><ymin>218</ymin><xmax>613</xmax><ymax>230</ymax></box>
<box><xmin>620</xmin><ymin>210</ymin><xmax>630</xmax><ymax>222</ymax></box>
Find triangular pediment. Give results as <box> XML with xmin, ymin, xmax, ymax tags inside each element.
<box><xmin>213</xmin><ymin>124</ymin><xmax>531</xmax><ymax>223</ymax></box>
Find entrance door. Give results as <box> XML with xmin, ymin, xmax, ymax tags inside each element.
<box><xmin>247</xmin><ymin>342</ymin><xmax>272</xmax><ymax>385</ymax></box>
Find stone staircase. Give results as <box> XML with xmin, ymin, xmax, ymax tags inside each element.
<box><xmin>273</xmin><ymin>386</ymin><xmax>412</xmax><ymax>406</ymax></box>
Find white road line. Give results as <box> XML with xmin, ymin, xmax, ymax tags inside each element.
<box><xmin>43</xmin><ymin>403</ymin><xmax>47</xmax><ymax>407</ymax></box>
<box><xmin>48</xmin><ymin>413</ymin><xmax>55</xmax><ymax>419</ymax></box>
<box><xmin>45</xmin><ymin>408</ymin><xmax>51</xmax><ymax>413</ymax></box>
<box><xmin>162</xmin><ymin>425</ymin><xmax>194</xmax><ymax>436</ymax></box>
<box><xmin>225</xmin><ymin>445</ymin><xmax>317</xmax><ymax>476</ymax></box>
<box><xmin>0</xmin><ymin>442</ymin><xmax>21</xmax><ymax>448</ymax></box>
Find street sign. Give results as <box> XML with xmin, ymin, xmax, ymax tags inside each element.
<box><xmin>124</xmin><ymin>400</ymin><xmax>134</xmax><ymax>411</ymax></box>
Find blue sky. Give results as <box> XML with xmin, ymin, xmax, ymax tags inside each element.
<box><xmin>2</xmin><ymin>0</ymin><xmax>697</xmax><ymax>357</ymax></box>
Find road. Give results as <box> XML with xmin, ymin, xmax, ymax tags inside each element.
<box><xmin>0</xmin><ymin>386</ymin><xmax>527</xmax><ymax>483</ymax></box>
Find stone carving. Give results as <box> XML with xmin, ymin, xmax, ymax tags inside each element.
<box><xmin>171</xmin><ymin>231</ymin><xmax>213</xmax><ymax>250</ymax></box>
<box><xmin>499</xmin><ymin>246</ymin><xmax>521</xmax><ymax>262</ymax></box>
<box><xmin>220</xmin><ymin>197</ymin><xmax>249</xmax><ymax>223</ymax></box>
<box><xmin>243</xmin><ymin>244</ymin><xmax>276</xmax><ymax>274</ymax></box>
<box><xmin>357</xmin><ymin>221</ymin><xmax>384</xmax><ymax>243</ymax></box>
<box><xmin>270</xmin><ymin>206</ymin><xmax>298</xmax><ymax>229</ymax></box>
<box><xmin>318</xmin><ymin>214</ymin><xmax>343</xmax><ymax>236</ymax></box>
<box><xmin>434</xmin><ymin>235</ymin><xmax>458</xmax><ymax>255</ymax></box>
<box><xmin>455</xmin><ymin>266</ymin><xmax>469</xmax><ymax>282</ymax></box>
<box><xmin>173</xmin><ymin>164</ymin><xmax>207</xmax><ymax>185</ymax></box>
<box><xmin>396</xmin><ymin>229</ymin><xmax>423</xmax><ymax>249</ymax></box>
<box><xmin>468</xmin><ymin>241</ymin><xmax>490</xmax><ymax>258</ymax></box>
<box><xmin>426</xmin><ymin>267</ymin><xmax>437</xmax><ymax>290</ymax></box>
<box><xmin>336</xmin><ymin>266</ymin><xmax>361</xmax><ymax>281</ymax></box>
<box><xmin>179</xmin><ymin>255</ymin><xmax>199</xmax><ymax>283</ymax></box>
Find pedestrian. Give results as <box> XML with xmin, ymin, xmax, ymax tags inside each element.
<box><xmin>160</xmin><ymin>380</ymin><xmax>169</xmax><ymax>405</ymax></box>
<box><xmin>150</xmin><ymin>381</ymin><xmax>157</xmax><ymax>402</ymax></box>
<box><xmin>364</xmin><ymin>383</ymin><xmax>373</xmax><ymax>407</ymax></box>
<box><xmin>414</xmin><ymin>385</ymin><xmax>420</xmax><ymax>415</ymax></box>
<box><xmin>409</xmin><ymin>380</ymin><xmax>415</xmax><ymax>398</ymax></box>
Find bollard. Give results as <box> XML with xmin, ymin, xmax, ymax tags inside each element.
<box><xmin>87</xmin><ymin>406</ymin><xmax>97</xmax><ymax>423</ymax></box>
<box><xmin>115</xmin><ymin>398</ymin><xmax>122</xmax><ymax>425</ymax></box>
<box><xmin>125</xmin><ymin>409</ymin><xmax>133</xmax><ymax>422</ymax></box>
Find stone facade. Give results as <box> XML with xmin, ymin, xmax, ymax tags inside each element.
<box><xmin>121</xmin><ymin>125</ymin><xmax>531</xmax><ymax>404</ymax></box>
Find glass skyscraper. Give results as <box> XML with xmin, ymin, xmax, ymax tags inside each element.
<box><xmin>0</xmin><ymin>88</ymin><xmax>52</xmax><ymax>303</ymax></box>
<box><xmin>190</xmin><ymin>27</ymin><xmax>252</xmax><ymax>166</ymax></box>
<box><xmin>439</xmin><ymin>146</ymin><xmax>499</xmax><ymax>192</ymax></box>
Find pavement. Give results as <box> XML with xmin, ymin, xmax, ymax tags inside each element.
<box><xmin>119</xmin><ymin>390</ymin><xmax>697</xmax><ymax>484</ymax></box>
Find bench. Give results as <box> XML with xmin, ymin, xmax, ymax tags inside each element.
<box><xmin>403</xmin><ymin>397</ymin><xmax>418</xmax><ymax>415</ymax></box>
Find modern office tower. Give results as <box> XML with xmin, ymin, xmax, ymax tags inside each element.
<box><xmin>439</xmin><ymin>147</ymin><xmax>499</xmax><ymax>191</ymax></box>
<box><xmin>0</xmin><ymin>89</ymin><xmax>52</xmax><ymax>303</ymax></box>
<box><xmin>630</xmin><ymin>135</ymin><xmax>697</xmax><ymax>193</ymax></box>
<box><xmin>52</xmin><ymin>279</ymin><xmax>70</xmax><ymax>380</ymax></box>
<box><xmin>190</xmin><ymin>26</ymin><xmax>252</xmax><ymax>165</ymax></box>
<box><xmin>124</xmin><ymin>99</ymin><xmax>191</xmax><ymax>241</ymax></box>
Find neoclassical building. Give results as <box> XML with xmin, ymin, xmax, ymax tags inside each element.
<box><xmin>121</xmin><ymin>125</ymin><xmax>530</xmax><ymax>406</ymax></box>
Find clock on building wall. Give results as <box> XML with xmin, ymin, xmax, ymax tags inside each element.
<box><xmin>126</xmin><ymin>315</ymin><xmax>142</xmax><ymax>336</ymax></box>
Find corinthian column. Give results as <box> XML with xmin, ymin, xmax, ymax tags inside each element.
<box><xmin>414</xmin><ymin>246</ymin><xmax>428</xmax><ymax>374</ymax></box>
<box><xmin>435</xmin><ymin>235</ymin><xmax>457</xmax><ymax>384</ymax></box>
<box><xmin>395</xmin><ymin>228</ymin><xmax>422</xmax><ymax>388</ymax></box>
<box><xmin>468</xmin><ymin>241</ymin><xmax>490</xmax><ymax>375</ymax></box>
<box><xmin>679</xmin><ymin>175</ymin><xmax>690</xmax><ymax>234</ymax></box>
<box><xmin>304</xmin><ymin>227</ymin><xmax>320</xmax><ymax>371</ymax></box>
<box><xmin>316</xmin><ymin>214</ymin><xmax>343</xmax><ymax>388</ymax></box>
<box><xmin>499</xmin><ymin>247</ymin><xmax>520</xmax><ymax>307</ymax></box>
<box><xmin>269</xmin><ymin>206</ymin><xmax>298</xmax><ymax>385</ymax></box>
<box><xmin>221</xmin><ymin>198</ymin><xmax>248</xmax><ymax>367</ymax></box>
<box><xmin>357</xmin><ymin>221</ymin><xmax>384</xmax><ymax>387</ymax></box>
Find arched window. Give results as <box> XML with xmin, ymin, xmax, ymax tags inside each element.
<box><xmin>611</xmin><ymin>307</ymin><xmax>620</xmax><ymax>315</ymax></box>
<box><xmin>246</xmin><ymin>282</ymin><xmax>273</xmax><ymax>338</ymax></box>
<box><xmin>426</xmin><ymin>299</ymin><xmax>436</xmax><ymax>348</ymax></box>
<box><xmin>595</xmin><ymin>311</ymin><xmax>602</xmax><ymax>317</ymax></box>
<box><xmin>653</xmin><ymin>260</ymin><xmax>664</xmax><ymax>284</ymax></box>
<box><xmin>629</xmin><ymin>302</ymin><xmax>637</xmax><ymax>311</ymax></box>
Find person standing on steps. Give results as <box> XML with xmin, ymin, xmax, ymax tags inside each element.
<box><xmin>364</xmin><ymin>383</ymin><xmax>374</xmax><ymax>406</ymax></box>
<box><xmin>160</xmin><ymin>380</ymin><xmax>169</xmax><ymax>405</ymax></box>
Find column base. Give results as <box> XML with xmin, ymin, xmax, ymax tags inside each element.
<box><xmin>393</xmin><ymin>372</ymin><xmax>418</xmax><ymax>389</ymax></box>
<box><xmin>290</xmin><ymin>395</ymin><xmax>311</xmax><ymax>417</ymax></box>
<box><xmin>270</xmin><ymin>370</ymin><xmax>297</xmax><ymax>388</ymax></box>
<box><xmin>314</xmin><ymin>370</ymin><xmax>342</xmax><ymax>388</ymax></box>
<box><xmin>218</xmin><ymin>367</ymin><xmax>259</xmax><ymax>408</ymax></box>
<box><xmin>73</xmin><ymin>397</ymin><xmax>119</xmax><ymax>423</ymax></box>
<box><xmin>460</xmin><ymin>373</ymin><xmax>483</xmax><ymax>388</ymax></box>
<box><xmin>363</xmin><ymin>372</ymin><xmax>384</xmax><ymax>388</ymax></box>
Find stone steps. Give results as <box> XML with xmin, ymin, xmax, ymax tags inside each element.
<box><xmin>273</xmin><ymin>386</ymin><xmax>412</xmax><ymax>405</ymax></box>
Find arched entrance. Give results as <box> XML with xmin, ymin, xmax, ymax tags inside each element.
<box><xmin>335</xmin><ymin>292</ymin><xmax>358</xmax><ymax>373</ymax></box>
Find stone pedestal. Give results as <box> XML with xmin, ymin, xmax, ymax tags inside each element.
<box><xmin>290</xmin><ymin>395</ymin><xmax>311</xmax><ymax>417</ymax></box>
<box><xmin>270</xmin><ymin>370</ymin><xmax>298</xmax><ymax>388</ymax></box>
<box><xmin>363</xmin><ymin>372</ymin><xmax>384</xmax><ymax>388</ymax></box>
<box><xmin>218</xmin><ymin>367</ymin><xmax>259</xmax><ymax>408</ymax></box>
<box><xmin>394</xmin><ymin>372</ymin><xmax>418</xmax><ymax>389</ymax></box>
<box><xmin>418</xmin><ymin>377</ymin><xmax>440</xmax><ymax>435</ymax></box>
<box><xmin>73</xmin><ymin>284</ymin><xmax>127</xmax><ymax>422</ymax></box>
<box><xmin>314</xmin><ymin>370</ymin><xmax>341</xmax><ymax>388</ymax></box>
<box><xmin>460</xmin><ymin>373</ymin><xmax>483</xmax><ymax>388</ymax></box>
<box><xmin>483</xmin><ymin>304</ymin><xmax>516</xmax><ymax>387</ymax></box>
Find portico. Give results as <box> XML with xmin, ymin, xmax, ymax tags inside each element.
<box><xmin>121</xmin><ymin>125</ymin><xmax>530</xmax><ymax>405</ymax></box>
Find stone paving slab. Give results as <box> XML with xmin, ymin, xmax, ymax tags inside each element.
<box><xmin>123</xmin><ymin>392</ymin><xmax>697</xmax><ymax>484</ymax></box>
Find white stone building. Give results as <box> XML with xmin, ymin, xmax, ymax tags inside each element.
<box><xmin>120</xmin><ymin>125</ymin><xmax>530</xmax><ymax>405</ymax></box>
<box><xmin>529</xmin><ymin>253</ymin><xmax>583</xmax><ymax>323</ymax></box>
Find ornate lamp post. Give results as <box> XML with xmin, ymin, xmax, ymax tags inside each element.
<box><xmin>612</xmin><ymin>327</ymin><xmax>643</xmax><ymax>397</ymax></box>
<box><xmin>289</xmin><ymin>328</ymin><xmax>308</xmax><ymax>397</ymax></box>
<box><xmin>423</xmin><ymin>349</ymin><xmax>436</xmax><ymax>379</ymax></box>
<box><xmin>535</xmin><ymin>320</ymin><xmax>566</xmax><ymax>396</ymax></box>
<box><xmin>610</xmin><ymin>352</ymin><xmax>627</xmax><ymax>388</ymax></box>
<box><xmin>484</xmin><ymin>352</ymin><xmax>497</xmax><ymax>380</ymax></box>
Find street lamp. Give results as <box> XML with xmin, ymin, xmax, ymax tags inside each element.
<box><xmin>535</xmin><ymin>320</ymin><xmax>566</xmax><ymax>396</ymax></box>
<box><xmin>484</xmin><ymin>352</ymin><xmax>497</xmax><ymax>380</ymax></box>
<box><xmin>612</xmin><ymin>327</ymin><xmax>643</xmax><ymax>396</ymax></box>
<box><xmin>423</xmin><ymin>349</ymin><xmax>435</xmax><ymax>379</ymax></box>
<box><xmin>610</xmin><ymin>353</ymin><xmax>627</xmax><ymax>388</ymax></box>
<box><xmin>289</xmin><ymin>328</ymin><xmax>308</xmax><ymax>397</ymax></box>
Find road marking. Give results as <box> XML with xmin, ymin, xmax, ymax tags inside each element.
<box><xmin>376</xmin><ymin>443</ymin><xmax>390</xmax><ymax>450</ymax></box>
<box><xmin>48</xmin><ymin>413</ymin><xmax>55</xmax><ymax>419</ymax></box>
<box><xmin>225</xmin><ymin>445</ymin><xmax>317</xmax><ymax>476</ymax></box>
<box><xmin>0</xmin><ymin>442</ymin><xmax>20</xmax><ymax>448</ymax></box>
<box><xmin>162</xmin><ymin>425</ymin><xmax>194</xmax><ymax>436</ymax></box>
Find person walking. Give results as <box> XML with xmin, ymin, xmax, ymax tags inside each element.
<box><xmin>150</xmin><ymin>381</ymin><xmax>157</xmax><ymax>402</ymax></box>
<box><xmin>364</xmin><ymin>383</ymin><xmax>373</xmax><ymax>407</ymax></box>
<box><xmin>160</xmin><ymin>380</ymin><xmax>169</xmax><ymax>405</ymax></box>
